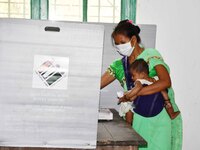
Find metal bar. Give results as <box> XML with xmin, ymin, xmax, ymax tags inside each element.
<box><xmin>98</xmin><ymin>0</ymin><xmax>100</xmax><ymax>22</ymax></box>
<box><xmin>8</xmin><ymin>0</ymin><xmax>10</xmax><ymax>18</ymax></box>
<box><xmin>83</xmin><ymin>0</ymin><xmax>87</xmax><ymax>22</ymax></box>
<box><xmin>113</xmin><ymin>0</ymin><xmax>115</xmax><ymax>23</ymax></box>
<box><xmin>40</xmin><ymin>0</ymin><xmax>48</xmax><ymax>19</ymax></box>
<box><xmin>23</xmin><ymin>0</ymin><xmax>25</xmax><ymax>18</ymax></box>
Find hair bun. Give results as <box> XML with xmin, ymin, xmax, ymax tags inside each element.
<box><xmin>134</xmin><ymin>25</ymin><xmax>141</xmax><ymax>34</ymax></box>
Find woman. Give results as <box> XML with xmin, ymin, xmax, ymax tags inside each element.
<box><xmin>101</xmin><ymin>20</ymin><xmax>182</xmax><ymax>150</ymax></box>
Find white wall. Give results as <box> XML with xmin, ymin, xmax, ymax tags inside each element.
<box><xmin>136</xmin><ymin>0</ymin><xmax>200</xmax><ymax>149</ymax></box>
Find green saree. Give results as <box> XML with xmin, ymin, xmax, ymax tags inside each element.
<box><xmin>107</xmin><ymin>48</ymin><xmax>182</xmax><ymax>150</ymax></box>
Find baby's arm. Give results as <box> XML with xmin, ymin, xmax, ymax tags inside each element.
<box><xmin>161</xmin><ymin>90</ymin><xmax>172</xmax><ymax>108</ymax></box>
<box><xmin>161</xmin><ymin>90</ymin><xmax>169</xmax><ymax>100</ymax></box>
<box><xmin>125</xmin><ymin>81</ymin><xmax>143</xmax><ymax>100</ymax></box>
<box><xmin>118</xmin><ymin>81</ymin><xmax>143</xmax><ymax>104</ymax></box>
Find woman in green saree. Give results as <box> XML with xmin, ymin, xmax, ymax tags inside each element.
<box><xmin>100</xmin><ymin>20</ymin><xmax>182</xmax><ymax>150</ymax></box>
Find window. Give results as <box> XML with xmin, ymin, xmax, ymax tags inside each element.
<box><xmin>48</xmin><ymin>0</ymin><xmax>120</xmax><ymax>23</ymax></box>
<box><xmin>0</xmin><ymin>0</ymin><xmax>30</xmax><ymax>18</ymax></box>
<box><xmin>0</xmin><ymin>0</ymin><xmax>136</xmax><ymax>23</ymax></box>
<box><xmin>49</xmin><ymin>0</ymin><xmax>83</xmax><ymax>21</ymax></box>
<box><xmin>88</xmin><ymin>0</ymin><xmax>120</xmax><ymax>23</ymax></box>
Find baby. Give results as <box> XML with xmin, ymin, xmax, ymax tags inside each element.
<box><xmin>118</xmin><ymin>59</ymin><xmax>180</xmax><ymax>125</ymax></box>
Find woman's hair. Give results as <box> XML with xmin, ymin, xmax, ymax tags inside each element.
<box><xmin>112</xmin><ymin>19</ymin><xmax>141</xmax><ymax>43</ymax></box>
<box><xmin>130</xmin><ymin>59</ymin><xmax>149</xmax><ymax>74</ymax></box>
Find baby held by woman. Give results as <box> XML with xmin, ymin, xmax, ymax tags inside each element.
<box><xmin>118</xmin><ymin>59</ymin><xmax>180</xmax><ymax>125</ymax></box>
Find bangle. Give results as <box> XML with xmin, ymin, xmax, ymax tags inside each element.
<box><xmin>164</xmin><ymin>98</ymin><xmax>170</xmax><ymax>102</ymax></box>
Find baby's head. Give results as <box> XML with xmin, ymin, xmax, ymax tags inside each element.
<box><xmin>129</xmin><ymin>59</ymin><xmax>149</xmax><ymax>81</ymax></box>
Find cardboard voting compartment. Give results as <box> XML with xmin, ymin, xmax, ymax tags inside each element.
<box><xmin>0</xmin><ymin>19</ymin><xmax>104</xmax><ymax>149</ymax></box>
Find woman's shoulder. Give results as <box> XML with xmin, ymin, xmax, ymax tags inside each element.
<box><xmin>142</xmin><ymin>48</ymin><xmax>162</xmax><ymax>57</ymax></box>
<box><xmin>137</xmin><ymin>48</ymin><xmax>163</xmax><ymax>62</ymax></box>
<box><xmin>108</xmin><ymin>58</ymin><xmax>125</xmax><ymax>81</ymax></box>
<box><xmin>108</xmin><ymin>58</ymin><xmax>124</xmax><ymax>75</ymax></box>
<box><xmin>110</xmin><ymin>58</ymin><xmax>123</xmax><ymax>67</ymax></box>
<box><xmin>142</xmin><ymin>48</ymin><xmax>170</xmax><ymax>73</ymax></box>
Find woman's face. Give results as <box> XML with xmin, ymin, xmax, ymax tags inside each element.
<box><xmin>113</xmin><ymin>34</ymin><xmax>136</xmax><ymax>47</ymax></box>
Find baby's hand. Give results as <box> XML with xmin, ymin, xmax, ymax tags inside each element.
<box><xmin>118</xmin><ymin>95</ymin><xmax>128</xmax><ymax>104</ymax></box>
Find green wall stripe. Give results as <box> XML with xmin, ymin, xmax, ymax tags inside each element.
<box><xmin>83</xmin><ymin>0</ymin><xmax>88</xmax><ymax>22</ymax></box>
<box><xmin>121</xmin><ymin>0</ymin><xmax>137</xmax><ymax>23</ymax></box>
<box><xmin>121</xmin><ymin>0</ymin><xmax>125</xmax><ymax>20</ymax></box>
<box><xmin>31</xmin><ymin>0</ymin><xmax>40</xmax><ymax>19</ymax></box>
<box><xmin>130</xmin><ymin>0</ymin><xmax>136</xmax><ymax>23</ymax></box>
<box><xmin>31</xmin><ymin>0</ymin><xmax>48</xmax><ymax>20</ymax></box>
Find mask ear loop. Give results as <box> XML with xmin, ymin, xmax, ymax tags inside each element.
<box><xmin>130</xmin><ymin>36</ymin><xmax>137</xmax><ymax>47</ymax></box>
<box><xmin>112</xmin><ymin>39</ymin><xmax>122</xmax><ymax>55</ymax></box>
<box><xmin>134</xmin><ymin>40</ymin><xmax>137</xmax><ymax>47</ymax></box>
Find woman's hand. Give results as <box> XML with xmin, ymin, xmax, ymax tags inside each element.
<box><xmin>137</xmin><ymin>64</ymin><xmax>171</xmax><ymax>96</ymax></box>
<box><xmin>101</xmin><ymin>71</ymin><xmax>116</xmax><ymax>89</ymax></box>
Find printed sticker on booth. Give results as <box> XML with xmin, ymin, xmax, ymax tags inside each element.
<box><xmin>32</xmin><ymin>55</ymin><xmax>69</xmax><ymax>90</ymax></box>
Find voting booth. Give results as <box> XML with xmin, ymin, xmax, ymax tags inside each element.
<box><xmin>0</xmin><ymin>19</ymin><xmax>156</xmax><ymax>149</ymax></box>
<box><xmin>0</xmin><ymin>19</ymin><xmax>104</xmax><ymax>149</ymax></box>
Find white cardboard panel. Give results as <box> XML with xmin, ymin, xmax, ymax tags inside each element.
<box><xmin>0</xmin><ymin>19</ymin><xmax>104</xmax><ymax>149</ymax></box>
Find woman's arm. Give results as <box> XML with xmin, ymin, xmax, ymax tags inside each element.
<box><xmin>137</xmin><ymin>64</ymin><xmax>171</xmax><ymax>96</ymax></box>
<box><xmin>100</xmin><ymin>71</ymin><xmax>116</xmax><ymax>89</ymax></box>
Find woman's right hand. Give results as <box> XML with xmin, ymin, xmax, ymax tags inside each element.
<box><xmin>100</xmin><ymin>71</ymin><xmax>116</xmax><ymax>89</ymax></box>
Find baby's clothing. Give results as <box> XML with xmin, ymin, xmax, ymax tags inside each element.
<box><xmin>117</xmin><ymin>91</ymin><xmax>133</xmax><ymax>117</ymax></box>
<box><xmin>135</xmin><ymin>76</ymin><xmax>158</xmax><ymax>85</ymax></box>
<box><xmin>119</xmin><ymin>101</ymin><xmax>134</xmax><ymax>117</ymax></box>
<box><xmin>133</xmin><ymin>77</ymin><xmax>165</xmax><ymax>117</ymax></box>
<box><xmin>118</xmin><ymin>77</ymin><xmax>159</xmax><ymax>117</ymax></box>
<box><xmin>135</xmin><ymin>79</ymin><xmax>153</xmax><ymax>85</ymax></box>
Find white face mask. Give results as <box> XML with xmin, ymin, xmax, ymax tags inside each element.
<box><xmin>114</xmin><ymin>40</ymin><xmax>135</xmax><ymax>57</ymax></box>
